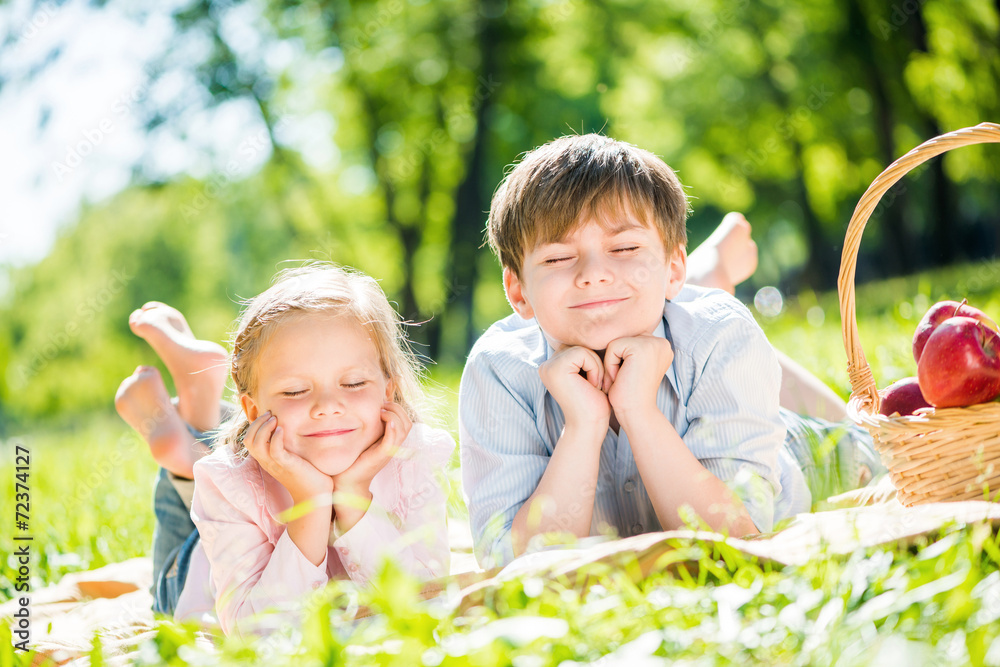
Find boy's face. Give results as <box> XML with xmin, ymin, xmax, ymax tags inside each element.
<box><xmin>503</xmin><ymin>213</ymin><xmax>686</xmax><ymax>352</ymax></box>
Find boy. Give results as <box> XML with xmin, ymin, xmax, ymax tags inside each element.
<box><xmin>459</xmin><ymin>134</ymin><xmax>873</xmax><ymax>568</ymax></box>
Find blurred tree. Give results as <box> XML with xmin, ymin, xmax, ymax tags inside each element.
<box><xmin>3</xmin><ymin>0</ymin><xmax>1000</xmax><ymax>423</ymax></box>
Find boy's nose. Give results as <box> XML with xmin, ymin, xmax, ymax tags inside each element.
<box><xmin>575</xmin><ymin>252</ymin><xmax>613</xmax><ymax>286</ymax></box>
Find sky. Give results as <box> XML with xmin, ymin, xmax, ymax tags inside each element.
<box><xmin>0</xmin><ymin>0</ymin><xmax>312</xmax><ymax>269</ymax></box>
<box><xmin>0</xmin><ymin>0</ymin><xmax>166</xmax><ymax>266</ymax></box>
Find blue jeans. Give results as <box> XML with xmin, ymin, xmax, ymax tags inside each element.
<box><xmin>780</xmin><ymin>407</ymin><xmax>887</xmax><ymax>502</ymax></box>
<box><xmin>150</xmin><ymin>420</ymin><xmax>220</xmax><ymax>615</ymax></box>
<box><xmin>151</xmin><ymin>467</ymin><xmax>200</xmax><ymax>615</ymax></box>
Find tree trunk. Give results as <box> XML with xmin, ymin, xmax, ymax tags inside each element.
<box><xmin>847</xmin><ymin>0</ymin><xmax>913</xmax><ymax>276</ymax></box>
<box><xmin>793</xmin><ymin>146</ymin><xmax>837</xmax><ymax>289</ymax></box>
<box><xmin>441</xmin><ymin>4</ymin><xmax>500</xmax><ymax>360</ymax></box>
<box><xmin>355</xmin><ymin>83</ymin><xmax>421</xmax><ymax>322</ymax></box>
<box><xmin>911</xmin><ymin>8</ymin><xmax>959</xmax><ymax>266</ymax></box>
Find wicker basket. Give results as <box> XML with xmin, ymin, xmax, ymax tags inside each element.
<box><xmin>839</xmin><ymin>122</ymin><xmax>1000</xmax><ymax>506</ymax></box>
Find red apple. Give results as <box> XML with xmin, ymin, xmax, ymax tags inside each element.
<box><xmin>913</xmin><ymin>299</ymin><xmax>999</xmax><ymax>363</ymax></box>
<box><xmin>878</xmin><ymin>377</ymin><xmax>932</xmax><ymax>416</ymax></box>
<box><xmin>916</xmin><ymin>316</ymin><xmax>1000</xmax><ymax>408</ymax></box>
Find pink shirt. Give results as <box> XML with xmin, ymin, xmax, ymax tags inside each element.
<box><xmin>174</xmin><ymin>422</ymin><xmax>453</xmax><ymax>636</ymax></box>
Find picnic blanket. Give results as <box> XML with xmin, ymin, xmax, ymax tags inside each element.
<box><xmin>7</xmin><ymin>480</ymin><xmax>1000</xmax><ymax>665</ymax></box>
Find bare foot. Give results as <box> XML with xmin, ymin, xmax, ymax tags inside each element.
<box><xmin>114</xmin><ymin>366</ymin><xmax>208</xmax><ymax>478</ymax></box>
<box><xmin>129</xmin><ymin>302</ymin><xmax>227</xmax><ymax>432</ymax></box>
<box><xmin>687</xmin><ymin>212</ymin><xmax>759</xmax><ymax>295</ymax></box>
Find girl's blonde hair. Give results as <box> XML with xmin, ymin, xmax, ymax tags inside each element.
<box><xmin>218</xmin><ymin>263</ymin><xmax>425</xmax><ymax>457</ymax></box>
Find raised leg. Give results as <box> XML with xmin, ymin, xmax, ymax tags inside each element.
<box><xmin>114</xmin><ymin>366</ymin><xmax>209</xmax><ymax>478</ymax></box>
<box><xmin>774</xmin><ymin>350</ymin><xmax>848</xmax><ymax>422</ymax></box>
<box><xmin>128</xmin><ymin>302</ymin><xmax>228</xmax><ymax>432</ymax></box>
<box><xmin>686</xmin><ymin>212</ymin><xmax>758</xmax><ymax>295</ymax></box>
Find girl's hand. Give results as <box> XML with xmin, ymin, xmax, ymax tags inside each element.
<box><xmin>330</xmin><ymin>403</ymin><xmax>412</xmax><ymax>535</ymax></box>
<box><xmin>332</xmin><ymin>402</ymin><xmax>412</xmax><ymax>494</ymax></box>
<box><xmin>244</xmin><ymin>411</ymin><xmax>334</xmax><ymax>503</ymax></box>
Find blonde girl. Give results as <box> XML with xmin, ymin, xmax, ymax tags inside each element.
<box><xmin>126</xmin><ymin>265</ymin><xmax>452</xmax><ymax>636</ymax></box>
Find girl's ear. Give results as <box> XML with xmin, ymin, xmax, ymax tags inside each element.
<box><xmin>384</xmin><ymin>377</ymin><xmax>395</xmax><ymax>403</ymax></box>
<box><xmin>503</xmin><ymin>267</ymin><xmax>535</xmax><ymax>319</ymax></box>
<box><xmin>664</xmin><ymin>246</ymin><xmax>687</xmax><ymax>301</ymax></box>
<box><xmin>240</xmin><ymin>393</ymin><xmax>260</xmax><ymax>422</ymax></box>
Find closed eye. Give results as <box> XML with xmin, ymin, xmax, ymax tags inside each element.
<box><xmin>344</xmin><ymin>381</ymin><xmax>368</xmax><ymax>389</ymax></box>
<box><xmin>282</xmin><ymin>390</ymin><xmax>306</xmax><ymax>397</ymax></box>
<box><xmin>543</xmin><ymin>256</ymin><xmax>572</xmax><ymax>265</ymax></box>
<box><xmin>612</xmin><ymin>246</ymin><xmax>640</xmax><ymax>254</ymax></box>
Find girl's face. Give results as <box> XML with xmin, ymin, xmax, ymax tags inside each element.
<box><xmin>240</xmin><ymin>312</ymin><xmax>393</xmax><ymax>477</ymax></box>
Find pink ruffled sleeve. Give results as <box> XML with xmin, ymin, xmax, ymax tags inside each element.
<box><xmin>191</xmin><ymin>454</ymin><xmax>329</xmax><ymax>638</ymax></box>
<box><xmin>329</xmin><ymin>423</ymin><xmax>453</xmax><ymax>584</ymax></box>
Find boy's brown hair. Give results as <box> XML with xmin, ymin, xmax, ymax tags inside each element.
<box><xmin>487</xmin><ymin>134</ymin><xmax>690</xmax><ymax>277</ymax></box>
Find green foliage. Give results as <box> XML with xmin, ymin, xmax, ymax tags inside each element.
<box><xmin>759</xmin><ymin>257</ymin><xmax>1000</xmax><ymax>397</ymax></box>
<box><xmin>6</xmin><ymin>268</ymin><xmax>1000</xmax><ymax>663</ymax></box>
<box><xmin>5</xmin><ymin>1</ymin><xmax>1000</xmax><ymax>661</ymax></box>
<box><xmin>4</xmin><ymin>0</ymin><xmax>1000</xmax><ymax>423</ymax></box>
<box><xmin>0</xmin><ymin>165</ymin><xmax>455</xmax><ymax>422</ymax></box>
<box><xmin>0</xmin><ymin>416</ymin><xmax>157</xmax><ymax>600</ymax></box>
<box><xmin>8</xmin><ymin>524</ymin><xmax>997</xmax><ymax>665</ymax></box>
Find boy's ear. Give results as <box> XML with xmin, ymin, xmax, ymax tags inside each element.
<box><xmin>503</xmin><ymin>267</ymin><xmax>536</xmax><ymax>320</ymax></box>
<box><xmin>664</xmin><ymin>246</ymin><xmax>687</xmax><ymax>301</ymax></box>
<box><xmin>240</xmin><ymin>393</ymin><xmax>259</xmax><ymax>423</ymax></box>
<box><xmin>384</xmin><ymin>378</ymin><xmax>395</xmax><ymax>402</ymax></box>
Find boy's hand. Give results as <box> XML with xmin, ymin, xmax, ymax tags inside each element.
<box><xmin>332</xmin><ymin>402</ymin><xmax>412</xmax><ymax>495</ymax></box>
<box><xmin>603</xmin><ymin>335</ymin><xmax>674</xmax><ymax>426</ymax></box>
<box><xmin>539</xmin><ymin>345</ymin><xmax>611</xmax><ymax>432</ymax></box>
<box><xmin>244</xmin><ymin>411</ymin><xmax>334</xmax><ymax>503</ymax></box>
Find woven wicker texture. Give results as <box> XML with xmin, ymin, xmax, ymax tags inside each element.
<box><xmin>838</xmin><ymin>122</ymin><xmax>1000</xmax><ymax>506</ymax></box>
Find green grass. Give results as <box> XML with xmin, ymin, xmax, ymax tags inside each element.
<box><xmin>6</xmin><ymin>258</ymin><xmax>1000</xmax><ymax>665</ymax></box>
<box><xmin>758</xmin><ymin>258</ymin><xmax>1000</xmax><ymax>398</ymax></box>
<box><xmin>1</xmin><ymin>415</ymin><xmax>157</xmax><ymax>600</ymax></box>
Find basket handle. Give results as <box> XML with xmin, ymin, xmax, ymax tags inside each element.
<box><xmin>838</xmin><ymin>122</ymin><xmax>1000</xmax><ymax>414</ymax></box>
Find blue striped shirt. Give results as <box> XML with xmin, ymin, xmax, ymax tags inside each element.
<box><xmin>459</xmin><ymin>285</ymin><xmax>811</xmax><ymax>567</ymax></box>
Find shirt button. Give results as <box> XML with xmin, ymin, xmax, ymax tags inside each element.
<box><xmin>340</xmin><ymin>547</ymin><xmax>350</xmax><ymax>556</ymax></box>
<box><xmin>632</xmin><ymin>523</ymin><xmax>643</xmax><ymax>534</ymax></box>
<box><xmin>624</xmin><ymin>480</ymin><xmax>636</xmax><ymax>493</ymax></box>
<box><xmin>312</xmin><ymin>582</ymin><xmax>322</xmax><ymax>590</ymax></box>
<box><xmin>349</xmin><ymin>563</ymin><xmax>360</xmax><ymax>573</ymax></box>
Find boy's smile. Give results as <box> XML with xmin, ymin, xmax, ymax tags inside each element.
<box><xmin>504</xmin><ymin>213</ymin><xmax>686</xmax><ymax>352</ymax></box>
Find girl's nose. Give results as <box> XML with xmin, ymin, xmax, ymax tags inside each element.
<box><xmin>311</xmin><ymin>389</ymin><xmax>345</xmax><ymax>417</ymax></box>
<box><xmin>575</xmin><ymin>251</ymin><xmax>613</xmax><ymax>287</ymax></box>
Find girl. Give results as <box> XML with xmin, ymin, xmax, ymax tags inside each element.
<box><xmin>120</xmin><ymin>265</ymin><xmax>453</xmax><ymax>636</ymax></box>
